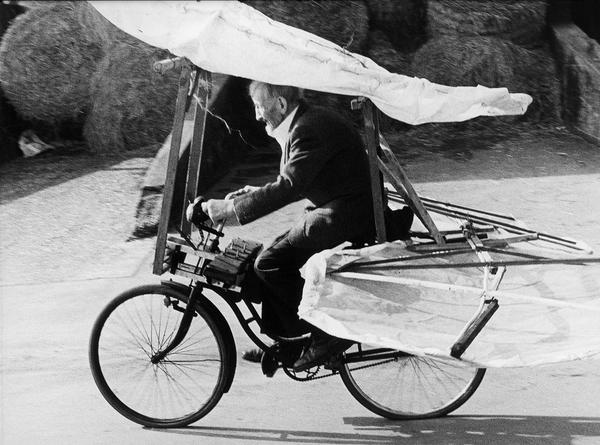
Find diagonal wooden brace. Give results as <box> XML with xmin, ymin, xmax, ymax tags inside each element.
<box><xmin>378</xmin><ymin>134</ymin><xmax>445</xmax><ymax>245</ymax></box>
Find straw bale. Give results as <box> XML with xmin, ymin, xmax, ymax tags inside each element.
<box><xmin>244</xmin><ymin>0</ymin><xmax>369</xmax><ymax>52</ymax></box>
<box><xmin>365</xmin><ymin>0</ymin><xmax>427</xmax><ymax>51</ymax></box>
<box><xmin>15</xmin><ymin>1</ymin><xmax>49</xmax><ymax>9</ymax></box>
<box><xmin>365</xmin><ymin>30</ymin><xmax>413</xmax><ymax>132</ymax></box>
<box><xmin>367</xmin><ymin>30</ymin><xmax>411</xmax><ymax>73</ymax></box>
<box><xmin>427</xmin><ymin>0</ymin><xmax>548</xmax><ymax>45</ymax></box>
<box><xmin>83</xmin><ymin>41</ymin><xmax>179</xmax><ymax>153</ymax></box>
<box><xmin>0</xmin><ymin>2</ymin><xmax>101</xmax><ymax>125</ymax></box>
<box><xmin>74</xmin><ymin>1</ymin><xmax>136</xmax><ymax>47</ymax></box>
<box><xmin>409</xmin><ymin>35</ymin><xmax>560</xmax><ymax>121</ymax></box>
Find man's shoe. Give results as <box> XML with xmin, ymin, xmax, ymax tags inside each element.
<box><xmin>277</xmin><ymin>340</ymin><xmax>306</xmax><ymax>368</ymax></box>
<box><xmin>293</xmin><ymin>336</ymin><xmax>354</xmax><ymax>372</ymax></box>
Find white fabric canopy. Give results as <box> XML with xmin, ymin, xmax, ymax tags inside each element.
<box><xmin>89</xmin><ymin>1</ymin><xmax>532</xmax><ymax>125</ymax></box>
<box><xmin>299</xmin><ymin>238</ymin><xmax>600</xmax><ymax>368</ymax></box>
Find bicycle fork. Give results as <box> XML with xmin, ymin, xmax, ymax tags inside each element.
<box><xmin>150</xmin><ymin>286</ymin><xmax>201</xmax><ymax>364</ymax></box>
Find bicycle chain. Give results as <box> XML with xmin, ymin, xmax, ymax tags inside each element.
<box><xmin>283</xmin><ymin>357</ymin><xmax>397</xmax><ymax>382</ymax></box>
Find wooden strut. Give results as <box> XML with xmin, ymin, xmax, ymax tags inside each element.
<box><xmin>355</xmin><ymin>97</ymin><xmax>444</xmax><ymax>245</ymax></box>
<box><xmin>152</xmin><ymin>58</ymin><xmax>212</xmax><ymax>276</ymax></box>
<box><xmin>378</xmin><ymin>133</ymin><xmax>445</xmax><ymax>245</ymax></box>
<box><xmin>361</xmin><ymin>99</ymin><xmax>387</xmax><ymax>243</ymax></box>
<box><xmin>180</xmin><ymin>69</ymin><xmax>211</xmax><ymax>235</ymax></box>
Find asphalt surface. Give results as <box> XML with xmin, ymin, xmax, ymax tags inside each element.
<box><xmin>1</xmin><ymin>125</ymin><xmax>600</xmax><ymax>444</ymax></box>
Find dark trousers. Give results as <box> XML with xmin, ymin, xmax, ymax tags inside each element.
<box><xmin>254</xmin><ymin>200</ymin><xmax>375</xmax><ymax>337</ymax></box>
<box><xmin>253</xmin><ymin>231</ymin><xmax>314</xmax><ymax>337</ymax></box>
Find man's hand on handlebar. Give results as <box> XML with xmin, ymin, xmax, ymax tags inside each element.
<box><xmin>186</xmin><ymin>197</ymin><xmax>235</xmax><ymax>226</ymax></box>
<box><xmin>225</xmin><ymin>185</ymin><xmax>259</xmax><ymax>200</ymax></box>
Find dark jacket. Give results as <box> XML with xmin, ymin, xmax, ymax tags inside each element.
<box><xmin>233</xmin><ymin>101</ymin><xmax>375</xmax><ymax>247</ymax></box>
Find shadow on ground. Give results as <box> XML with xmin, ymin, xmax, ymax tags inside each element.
<box><xmin>146</xmin><ymin>415</ymin><xmax>600</xmax><ymax>444</ymax></box>
<box><xmin>0</xmin><ymin>143</ymin><xmax>157</xmax><ymax>204</ymax></box>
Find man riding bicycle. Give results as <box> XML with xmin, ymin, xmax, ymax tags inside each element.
<box><xmin>187</xmin><ymin>81</ymin><xmax>411</xmax><ymax>374</ymax></box>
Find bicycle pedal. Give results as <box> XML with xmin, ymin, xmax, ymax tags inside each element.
<box><xmin>261</xmin><ymin>352</ymin><xmax>279</xmax><ymax>378</ymax></box>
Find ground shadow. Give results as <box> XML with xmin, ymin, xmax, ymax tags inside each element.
<box><xmin>0</xmin><ymin>144</ymin><xmax>156</xmax><ymax>204</ymax></box>
<box><xmin>146</xmin><ymin>415</ymin><xmax>600</xmax><ymax>444</ymax></box>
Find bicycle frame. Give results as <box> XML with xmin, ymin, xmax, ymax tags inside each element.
<box><xmin>157</xmin><ymin>273</ymin><xmax>411</xmax><ymax>379</ymax></box>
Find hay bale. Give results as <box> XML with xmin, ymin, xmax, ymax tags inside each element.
<box><xmin>365</xmin><ymin>30</ymin><xmax>413</xmax><ymax>132</ymax></box>
<box><xmin>409</xmin><ymin>35</ymin><xmax>560</xmax><ymax>121</ymax></box>
<box><xmin>365</xmin><ymin>0</ymin><xmax>427</xmax><ymax>51</ymax></box>
<box><xmin>427</xmin><ymin>0</ymin><xmax>548</xmax><ymax>45</ymax></box>
<box><xmin>12</xmin><ymin>1</ymin><xmax>48</xmax><ymax>10</ymax></box>
<box><xmin>0</xmin><ymin>2</ymin><xmax>102</xmax><ymax>125</ymax></box>
<box><xmin>83</xmin><ymin>41</ymin><xmax>179</xmax><ymax>153</ymax></box>
<box><xmin>552</xmin><ymin>23</ymin><xmax>600</xmax><ymax>143</ymax></box>
<box><xmin>75</xmin><ymin>1</ymin><xmax>145</xmax><ymax>51</ymax></box>
<box><xmin>78</xmin><ymin>0</ymin><xmax>186</xmax><ymax>153</ymax></box>
<box><xmin>243</xmin><ymin>0</ymin><xmax>369</xmax><ymax>52</ymax></box>
<box><xmin>367</xmin><ymin>30</ymin><xmax>411</xmax><ymax>73</ymax></box>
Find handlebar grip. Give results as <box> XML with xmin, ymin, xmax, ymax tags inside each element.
<box><xmin>153</xmin><ymin>56</ymin><xmax>188</xmax><ymax>74</ymax></box>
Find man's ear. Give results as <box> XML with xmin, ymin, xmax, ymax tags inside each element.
<box><xmin>277</xmin><ymin>96</ymin><xmax>288</xmax><ymax>114</ymax></box>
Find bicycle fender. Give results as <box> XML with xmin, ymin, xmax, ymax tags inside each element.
<box><xmin>161</xmin><ymin>280</ymin><xmax>237</xmax><ymax>393</ymax></box>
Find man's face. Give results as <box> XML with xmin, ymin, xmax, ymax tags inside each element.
<box><xmin>250</xmin><ymin>85</ymin><xmax>286</xmax><ymax>134</ymax></box>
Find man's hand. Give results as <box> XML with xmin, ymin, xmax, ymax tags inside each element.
<box><xmin>201</xmin><ymin>199</ymin><xmax>235</xmax><ymax>225</ymax></box>
<box><xmin>225</xmin><ymin>185</ymin><xmax>260</xmax><ymax>200</ymax></box>
<box><xmin>185</xmin><ymin>196</ymin><xmax>206</xmax><ymax>224</ymax></box>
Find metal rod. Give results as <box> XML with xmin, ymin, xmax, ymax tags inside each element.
<box><xmin>388</xmin><ymin>189</ymin><xmax>518</xmax><ymax>222</ymax></box>
<box><xmin>334</xmin><ymin>256</ymin><xmax>600</xmax><ymax>272</ymax></box>
<box><xmin>387</xmin><ymin>193</ymin><xmax>589</xmax><ymax>251</ymax></box>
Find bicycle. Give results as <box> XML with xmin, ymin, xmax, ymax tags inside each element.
<box><xmin>88</xmin><ymin>201</ymin><xmax>486</xmax><ymax>428</ymax></box>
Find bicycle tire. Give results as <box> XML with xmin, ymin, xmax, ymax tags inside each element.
<box><xmin>89</xmin><ymin>284</ymin><xmax>233</xmax><ymax>428</ymax></box>
<box><xmin>339</xmin><ymin>345</ymin><xmax>485</xmax><ymax>420</ymax></box>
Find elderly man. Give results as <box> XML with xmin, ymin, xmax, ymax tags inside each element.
<box><xmin>189</xmin><ymin>81</ymin><xmax>391</xmax><ymax>373</ymax></box>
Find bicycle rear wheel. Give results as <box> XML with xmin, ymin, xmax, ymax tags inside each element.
<box><xmin>340</xmin><ymin>345</ymin><xmax>485</xmax><ymax>419</ymax></box>
<box><xmin>89</xmin><ymin>284</ymin><xmax>232</xmax><ymax>428</ymax></box>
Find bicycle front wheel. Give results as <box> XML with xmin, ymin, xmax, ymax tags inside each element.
<box><xmin>340</xmin><ymin>345</ymin><xmax>485</xmax><ymax>420</ymax></box>
<box><xmin>89</xmin><ymin>284</ymin><xmax>231</xmax><ymax>428</ymax></box>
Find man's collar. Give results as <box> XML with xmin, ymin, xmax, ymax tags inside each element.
<box><xmin>268</xmin><ymin>105</ymin><xmax>300</xmax><ymax>150</ymax></box>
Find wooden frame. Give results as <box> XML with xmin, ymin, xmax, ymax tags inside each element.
<box><xmin>152</xmin><ymin>58</ymin><xmax>212</xmax><ymax>275</ymax></box>
<box><xmin>152</xmin><ymin>61</ymin><xmax>447</xmax><ymax>275</ymax></box>
<box><xmin>148</xmin><ymin>60</ymin><xmax>600</xmax><ymax>361</ymax></box>
<box><xmin>353</xmin><ymin>98</ymin><xmax>445</xmax><ymax>246</ymax></box>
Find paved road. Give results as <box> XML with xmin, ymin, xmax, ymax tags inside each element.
<box><xmin>1</xmin><ymin>127</ymin><xmax>599</xmax><ymax>444</ymax></box>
